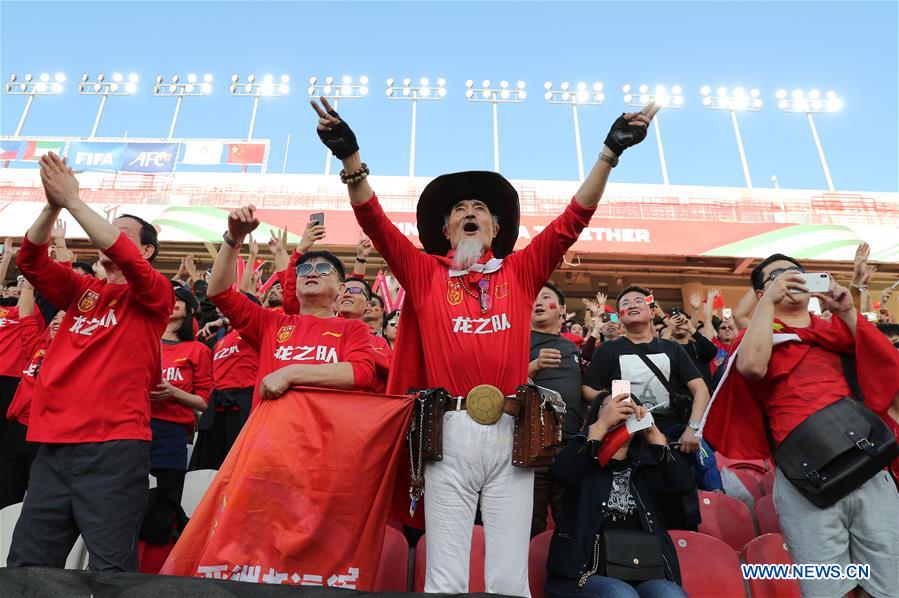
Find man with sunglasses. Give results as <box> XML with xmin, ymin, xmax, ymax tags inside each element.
<box><xmin>335</xmin><ymin>278</ymin><xmax>392</xmax><ymax>393</ymax></box>
<box><xmin>311</xmin><ymin>96</ymin><xmax>655</xmax><ymax>595</ymax></box>
<box><xmin>702</xmin><ymin>253</ymin><xmax>899</xmax><ymax>598</ymax></box>
<box><xmin>205</xmin><ymin>207</ymin><xmax>375</xmax><ymax>402</ymax></box>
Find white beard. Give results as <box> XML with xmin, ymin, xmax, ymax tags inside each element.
<box><xmin>452</xmin><ymin>237</ymin><xmax>485</xmax><ymax>271</ymax></box>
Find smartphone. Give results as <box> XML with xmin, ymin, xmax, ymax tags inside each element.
<box><xmin>808</xmin><ymin>297</ymin><xmax>822</xmax><ymax>315</ymax></box>
<box><xmin>668</xmin><ymin>307</ymin><xmax>681</xmax><ymax>318</ymax></box>
<box><xmin>309</xmin><ymin>212</ymin><xmax>325</xmax><ymax>227</ymax></box>
<box><xmin>798</xmin><ymin>272</ymin><xmax>831</xmax><ymax>293</ymax></box>
<box><xmin>626</xmin><ymin>410</ymin><xmax>654</xmax><ymax>434</ymax></box>
<box><xmin>722</xmin><ymin>307</ymin><xmax>733</xmax><ymax>320</ymax></box>
<box><xmin>0</xmin><ymin>244</ymin><xmax>4</xmax><ymax>256</ymax></box>
<box><xmin>610</xmin><ymin>313</ymin><xmax>620</xmax><ymax>323</ymax></box>
<box><xmin>611</xmin><ymin>379</ymin><xmax>631</xmax><ymax>403</ymax></box>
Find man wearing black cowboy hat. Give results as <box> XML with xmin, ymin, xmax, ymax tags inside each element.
<box><xmin>311</xmin><ymin>97</ymin><xmax>654</xmax><ymax>595</ymax></box>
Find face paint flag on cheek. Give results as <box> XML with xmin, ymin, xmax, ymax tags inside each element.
<box><xmin>548</xmin><ymin>303</ymin><xmax>558</xmax><ymax>310</ymax></box>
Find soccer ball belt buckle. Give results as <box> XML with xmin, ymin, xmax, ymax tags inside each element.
<box><xmin>466</xmin><ymin>384</ymin><xmax>505</xmax><ymax>425</ymax></box>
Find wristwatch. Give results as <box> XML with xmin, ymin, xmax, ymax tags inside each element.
<box><xmin>222</xmin><ymin>232</ymin><xmax>241</xmax><ymax>249</ymax></box>
<box><xmin>687</xmin><ymin>422</ymin><xmax>701</xmax><ymax>432</ymax></box>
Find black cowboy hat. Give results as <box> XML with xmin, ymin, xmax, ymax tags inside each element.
<box><xmin>416</xmin><ymin>171</ymin><xmax>520</xmax><ymax>258</ymax></box>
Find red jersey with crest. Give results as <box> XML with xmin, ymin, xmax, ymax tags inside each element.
<box><xmin>353</xmin><ymin>194</ymin><xmax>595</xmax><ymax>397</ymax></box>
<box><xmin>16</xmin><ymin>234</ymin><xmax>174</xmax><ymax>443</ymax></box>
<box><xmin>212</xmin><ymin>329</ymin><xmax>260</xmax><ymax>392</ymax></box>
<box><xmin>209</xmin><ymin>288</ymin><xmax>376</xmax><ymax>396</ymax></box>
<box><xmin>0</xmin><ymin>306</ymin><xmax>37</xmax><ymax>378</ymax></box>
<box><xmin>152</xmin><ymin>340</ymin><xmax>213</xmax><ymax>428</ymax></box>
<box><xmin>6</xmin><ymin>315</ymin><xmax>50</xmax><ymax>426</ymax></box>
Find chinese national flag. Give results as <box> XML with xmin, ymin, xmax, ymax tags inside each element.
<box><xmin>161</xmin><ymin>387</ymin><xmax>414</xmax><ymax>589</ymax></box>
<box><xmin>225</xmin><ymin>142</ymin><xmax>266</xmax><ymax>165</ymax></box>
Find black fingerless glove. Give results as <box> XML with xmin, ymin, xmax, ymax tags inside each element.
<box><xmin>317</xmin><ymin>110</ymin><xmax>359</xmax><ymax>160</ymax></box>
<box><xmin>603</xmin><ymin>114</ymin><xmax>648</xmax><ymax>157</ymax></box>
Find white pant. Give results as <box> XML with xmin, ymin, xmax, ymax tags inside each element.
<box><xmin>423</xmin><ymin>410</ymin><xmax>534</xmax><ymax>596</ymax></box>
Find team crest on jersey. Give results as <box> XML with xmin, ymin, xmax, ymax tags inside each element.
<box><xmin>0</xmin><ymin>308</ymin><xmax>8</xmax><ymax>318</ymax></box>
<box><xmin>77</xmin><ymin>289</ymin><xmax>100</xmax><ymax>312</ymax></box>
<box><xmin>494</xmin><ymin>282</ymin><xmax>510</xmax><ymax>298</ymax></box>
<box><xmin>447</xmin><ymin>279</ymin><xmax>463</xmax><ymax>306</ymax></box>
<box><xmin>277</xmin><ymin>325</ymin><xmax>295</xmax><ymax>342</ymax></box>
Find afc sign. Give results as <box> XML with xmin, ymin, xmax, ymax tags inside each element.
<box><xmin>128</xmin><ymin>151</ymin><xmax>173</xmax><ymax>168</ymax></box>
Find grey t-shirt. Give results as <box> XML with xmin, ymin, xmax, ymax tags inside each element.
<box><xmin>530</xmin><ymin>331</ymin><xmax>584</xmax><ymax>438</ymax></box>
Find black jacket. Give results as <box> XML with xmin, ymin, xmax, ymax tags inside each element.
<box><xmin>546</xmin><ymin>435</ymin><xmax>695</xmax><ymax>585</ymax></box>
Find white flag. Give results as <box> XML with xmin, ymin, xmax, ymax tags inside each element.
<box><xmin>181</xmin><ymin>141</ymin><xmax>224</xmax><ymax>165</ymax></box>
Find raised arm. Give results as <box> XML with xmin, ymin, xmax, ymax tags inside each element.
<box><xmin>574</xmin><ymin>105</ymin><xmax>656</xmax><ymax>209</ymax></box>
<box><xmin>0</xmin><ymin>238</ymin><xmax>17</xmax><ymax>285</ymax></box>
<box><xmin>208</xmin><ymin>205</ymin><xmax>259</xmax><ymax>297</ymax></box>
<box><xmin>311</xmin><ymin>97</ymin><xmax>372</xmax><ymax>206</ymax></box>
<box><xmin>238</xmin><ymin>234</ymin><xmax>259</xmax><ymax>294</ymax></box>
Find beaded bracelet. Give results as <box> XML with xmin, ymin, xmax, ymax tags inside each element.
<box><xmin>340</xmin><ymin>163</ymin><xmax>370</xmax><ymax>184</ymax></box>
<box><xmin>598</xmin><ymin>152</ymin><xmax>619</xmax><ymax>168</ymax></box>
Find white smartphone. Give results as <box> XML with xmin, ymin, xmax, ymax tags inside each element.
<box><xmin>611</xmin><ymin>379</ymin><xmax>631</xmax><ymax>403</ymax></box>
<box><xmin>722</xmin><ymin>307</ymin><xmax>733</xmax><ymax>320</ymax></box>
<box><xmin>626</xmin><ymin>410</ymin><xmax>654</xmax><ymax>434</ymax></box>
<box><xmin>798</xmin><ymin>272</ymin><xmax>831</xmax><ymax>293</ymax></box>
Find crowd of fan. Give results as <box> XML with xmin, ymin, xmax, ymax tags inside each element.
<box><xmin>1</xmin><ymin>153</ymin><xmax>898</xmax><ymax>598</ymax></box>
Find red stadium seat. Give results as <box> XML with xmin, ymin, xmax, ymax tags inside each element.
<box><xmin>761</xmin><ymin>468</ymin><xmax>776</xmax><ymax>495</ymax></box>
<box><xmin>725</xmin><ymin>467</ymin><xmax>764</xmax><ymax>501</ymax></box>
<box><xmin>413</xmin><ymin>524</ymin><xmax>485</xmax><ymax>592</ymax></box>
<box><xmin>669</xmin><ymin>530</ymin><xmax>747</xmax><ymax>598</ymax></box>
<box><xmin>715</xmin><ymin>452</ymin><xmax>769</xmax><ymax>474</ymax></box>
<box><xmin>755</xmin><ymin>494</ymin><xmax>782</xmax><ymax>535</ymax></box>
<box><xmin>528</xmin><ymin>530</ymin><xmax>553</xmax><ymax>598</ymax></box>
<box><xmin>742</xmin><ymin>533</ymin><xmax>801</xmax><ymax>597</ymax></box>
<box><xmin>697</xmin><ymin>490</ymin><xmax>757</xmax><ymax>551</ymax></box>
<box><xmin>138</xmin><ymin>539</ymin><xmax>175</xmax><ymax>574</ymax></box>
<box><xmin>373</xmin><ymin>525</ymin><xmax>409</xmax><ymax>591</ymax></box>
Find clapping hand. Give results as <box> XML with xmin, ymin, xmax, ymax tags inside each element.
<box><xmin>39</xmin><ymin>153</ymin><xmax>80</xmax><ymax>209</ymax></box>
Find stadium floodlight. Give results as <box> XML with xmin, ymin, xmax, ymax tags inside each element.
<box><xmin>544</xmin><ymin>80</ymin><xmax>605</xmax><ymax>180</ymax></box>
<box><xmin>775</xmin><ymin>87</ymin><xmax>841</xmax><ymax>191</ymax></box>
<box><xmin>308</xmin><ymin>74</ymin><xmax>369</xmax><ymax>174</ymax></box>
<box><xmin>3</xmin><ymin>71</ymin><xmax>66</xmax><ymax>166</ymax></box>
<box><xmin>622</xmin><ymin>82</ymin><xmax>683</xmax><ymax>185</ymax></box>
<box><xmin>700</xmin><ymin>85</ymin><xmax>762</xmax><ymax>188</ymax></box>
<box><xmin>464</xmin><ymin>78</ymin><xmax>527</xmax><ymax>172</ymax></box>
<box><xmin>154</xmin><ymin>73</ymin><xmax>214</xmax><ymax>139</ymax></box>
<box><xmin>230</xmin><ymin>73</ymin><xmax>289</xmax><ymax>141</ymax></box>
<box><xmin>386</xmin><ymin>76</ymin><xmax>447</xmax><ymax>177</ymax></box>
<box><xmin>78</xmin><ymin>72</ymin><xmax>139</xmax><ymax>138</ymax></box>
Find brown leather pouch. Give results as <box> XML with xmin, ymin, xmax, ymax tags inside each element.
<box><xmin>512</xmin><ymin>384</ymin><xmax>567</xmax><ymax>467</ymax></box>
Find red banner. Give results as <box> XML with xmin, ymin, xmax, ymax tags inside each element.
<box><xmin>161</xmin><ymin>388</ymin><xmax>414</xmax><ymax>589</ymax></box>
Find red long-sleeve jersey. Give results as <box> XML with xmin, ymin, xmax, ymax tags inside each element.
<box><xmin>16</xmin><ymin>233</ymin><xmax>174</xmax><ymax>443</ymax></box>
<box><xmin>5</xmin><ymin>315</ymin><xmax>51</xmax><ymax>426</ymax></box>
<box><xmin>353</xmin><ymin>194</ymin><xmax>595</xmax><ymax>398</ymax></box>
<box><xmin>152</xmin><ymin>340</ymin><xmax>213</xmax><ymax>428</ymax></box>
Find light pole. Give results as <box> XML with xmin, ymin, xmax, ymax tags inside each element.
<box><xmin>3</xmin><ymin>72</ymin><xmax>65</xmax><ymax>166</ymax></box>
<box><xmin>230</xmin><ymin>73</ymin><xmax>289</xmax><ymax>140</ymax></box>
<box><xmin>307</xmin><ymin>75</ymin><xmax>369</xmax><ymax>175</ymax></box>
<box><xmin>622</xmin><ymin>83</ymin><xmax>683</xmax><ymax>185</ymax></box>
<box><xmin>464</xmin><ymin>79</ymin><xmax>526</xmax><ymax>172</ymax></box>
<box><xmin>386</xmin><ymin>77</ymin><xmax>447</xmax><ymax>177</ymax></box>
<box><xmin>543</xmin><ymin>81</ymin><xmax>605</xmax><ymax>180</ymax></box>
<box><xmin>154</xmin><ymin>73</ymin><xmax>213</xmax><ymax>139</ymax></box>
<box><xmin>776</xmin><ymin>88</ymin><xmax>841</xmax><ymax>192</ymax></box>
<box><xmin>700</xmin><ymin>86</ymin><xmax>762</xmax><ymax>188</ymax></box>
<box><xmin>78</xmin><ymin>72</ymin><xmax>139</xmax><ymax>138</ymax></box>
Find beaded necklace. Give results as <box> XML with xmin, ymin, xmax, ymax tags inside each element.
<box><xmin>451</xmin><ymin>274</ymin><xmax>492</xmax><ymax>314</ymax></box>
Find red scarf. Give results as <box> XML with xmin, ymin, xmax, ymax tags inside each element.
<box><xmin>701</xmin><ymin>313</ymin><xmax>899</xmax><ymax>459</ymax></box>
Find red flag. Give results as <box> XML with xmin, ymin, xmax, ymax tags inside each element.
<box><xmin>225</xmin><ymin>142</ymin><xmax>266</xmax><ymax>165</ymax></box>
<box><xmin>161</xmin><ymin>387</ymin><xmax>414</xmax><ymax>589</ymax></box>
<box><xmin>713</xmin><ymin>294</ymin><xmax>726</xmax><ymax>310</ymax></box>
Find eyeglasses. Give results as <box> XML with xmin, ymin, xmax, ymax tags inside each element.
<box><xmin>387</xmin><ymin>317</ymin><xmax>400</xmax><ymax>327</ymax></box>
<box><xmin>295</xmin><ymin>262</ymin><xmax>336</xmax><ymax>277</ymax></box>
<box><xmin>340</xmin><ymin>286</ymin><xmax>369</xmax><ymax>298</ymax></box>
<box><xmin>764</xmin><ymin>265</ymin><xmax>805</xmax><ymax>285</ymax></box>
<box><xmin>618</xmin><ymin>298</ymin><xmax>648</xmax><ymax>309</ymax></box>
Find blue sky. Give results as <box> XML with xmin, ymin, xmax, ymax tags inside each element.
<box><xmin>1</xmin><ymin>1</ymin><xmax>897</xmax><ymax>192</ymax></box>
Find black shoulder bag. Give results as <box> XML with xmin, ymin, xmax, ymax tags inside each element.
<box><xmin>769</xmin><ymin>354</ymin><xmax>898</xmax><ymax>508</ymax></box>
<box><xmin>630</xmin><ymin>343</ymin><xmax>693</xmax><ymax>424</ymax></box>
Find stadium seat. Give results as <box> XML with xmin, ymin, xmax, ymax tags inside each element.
<box><xmin>742</xmin><ymin>533</ymin><xmax>801</xmax><ymax>597</ymax></box>
<box><xmin>725</xmin><ymin>467</ymin><xmax>764</xmax><ymax>500</ymax></box>
<box><xmin>697</xmin><ymin>490</ymin><xmax>757</xmax><ymax>551</ymax></box>
<box><xmin>715</xmin><ymin>453</ymin><xmax>769</xmax><ymax>474</ymax></box>
<box><xmin>755</xmin><ymin>494</ymin><xmax>782</xmax><ymax>535</ymax></box>
<box><xmin>181</xmin><ymin>469</ymin><xmax>218</xmax><ymax>518</ymax></box>
<box><xmin>373</xmin><ymin>525</ymin><xmax>410</xmax><ymax>591</ymax></box>
<box><xmin>528</xmin><ymin>530</ymin><xmax>553</xmax><ymax>598</ymax></box>
<box><xmin>669</xmin><ymin>530</ymin><xmax>747</xmax><ymax>598</ymax></box>
<box><xmin>761</xmin><ymin>468</ymin><xmax>776</xmax><ymax>495</ymax></box>
<box><xmin>413</xmin><ymin>524</ymin><xmax>486</xmax><ymax>592</ymax></box>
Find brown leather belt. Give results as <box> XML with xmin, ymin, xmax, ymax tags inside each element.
<box><xmin>444</xmin><ymin>395</ymin><xmax>520</xmax><ymax>418</ymax></box>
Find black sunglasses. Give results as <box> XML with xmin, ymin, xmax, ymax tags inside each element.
<box><xmin>295</xmin><ymin>262</ymin><xmax>336</xmax><ymax>277</ymax></box>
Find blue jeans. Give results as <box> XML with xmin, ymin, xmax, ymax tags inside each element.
<box><xmin>546</xmin><ymin>574</ymin><xmax>687</xmax><ymax>598</ymax></box>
